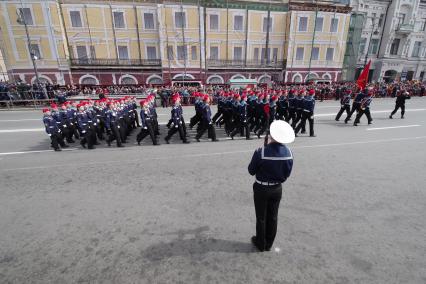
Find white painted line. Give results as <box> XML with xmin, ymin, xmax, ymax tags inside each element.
<box><xmin>1</xmin><ymin>136</ymin><xmax>425</xmax><ymax>171</ymax></box>
<box><xmin>315</xmin><ymin>108</ymin><xmax>426</xmax><ymax>117</ymax></box>
<box><xmin>0</xmin><ymin>148</ymin><xmax>78</xmax><ymax>156</ymax></box>
<box><xmin>367</xmin><ymin>125</ymin><xmax>421</xmax><ymax>131</ymax></box>
<box><xmin>0</xmin><ymin>119</ymin><xmax>40</xmax><ymax>122</ymax></box>
<box><xmin>0</xmin><ymin>128</ymin><xmax>44</xmax><ymax>133</ymax></box>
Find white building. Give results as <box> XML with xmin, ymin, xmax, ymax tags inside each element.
<box><xmin>352</xmin><ymin>0</ymin><xmax>426</xmax><ymax>82</ymax></box>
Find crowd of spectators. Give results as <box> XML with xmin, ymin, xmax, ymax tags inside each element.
<box><xmin>1</xmin><ymin>79</ymin><xmax>425</xmax><ymax>107</ymax></box>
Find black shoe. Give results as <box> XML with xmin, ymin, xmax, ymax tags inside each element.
<box><xmin>310</xmin><ymin>134</ymin><xmax>316</xmax><ymax>137</ymax></box>
<box><xmin>67</xmin><ymin>139</ymin><xmax>75</xmax><ymax>143</ymax></box>
<box><xmin>117</xmin><ymin>144</ymin><xmax>124</xmax><ymax>147</ymax></box>
<box><xmin>353</xmin><ymin>123</ymin><xmax>358</xmax><ymax>126</ymax></box>
<box><xmin>137</xmin><ymin>141</ymin><xmax>141</xmax><ymax>146</ymax></box>
<box><xmin>335</xmin><ymin>118</ymin><xmax>339</xmax><ymax>121</ymax></box>
<box><xmin>401</xmin><ymin>116</ymin><xmax>404</xmax><ymax>119</ymax></box>
<box><xmin>389</xmin><ymin>115</ymin><xmax>393</xmax><ymax>119</ymax></box>
<box><xmin>94</xmin><ymin>142</ymin><xmax>100</xmax><ymax>145</ymax></box>
<box><xmin>301</xmin><ymin>131</ymin><xmax>306</xmax><ymax>134</ymax></box>
<box><xmin>257</xmin><ymin>134</ymin><xmax>261</xmax><ymax>139</ymax></box>
<box><xmin>196</xmin><ymin>138</ymin><xmax>200</xmax><ymax>142</ymax></box>
<box><xmin>368</xmin><ymin>122</ymin><xmax>372</xmax><ymax>125</ymax></box>
<box><xmin>183</xmin><ymin>140</ymin><xmax>190</xmax><ymax>144</ymax></box>
<box><xmin>81</xmin><ymin>142</ymin><xmax>86</xmax><ymax>148</ymax></box>
<box><xmin>212</xmin><ymin>139</ymin><xmax>219</xmax><ymax>142</ymax></box>
<box><xmin>62</xmin><ymin>144</ymin><xmax>69</xmax><ymax>148</ymax></box>
<box><xmin>230</xmin><ymin>135</ymin><xmax>234</xmax><ymax>140</ymax></box>
<box><xmin>344</xmin><ymin>120</ymin><xmax>348</xmax><ymax>124</ymax></box>
<box><xmin>88</xmin><ymin>146</ymin><xmax>95</xmax><ymax>150</ymax></box>
<box><xmin>251</xmin><ymin>236</ymin><xmax>264</xmax><ymax>252</ymax></box>
<box><xmin>54</xmin><ymin>148</ymin><xmax>62</xmax><ymax>152</ymax></box>
<box><xmin>246</xmin><ymin>137</ymin><xmax>252</xmax><ymax>140</ymax></box>
<box><xmin>164</xmin><ymin>137</ymin><xmax>170</xmax><ymax>144</ymax></box>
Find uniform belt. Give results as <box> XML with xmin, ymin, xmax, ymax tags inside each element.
<box><xmin>255</xmin><ymin>179</ymin><xmax>280</xmax><ymax>186</ymax></box>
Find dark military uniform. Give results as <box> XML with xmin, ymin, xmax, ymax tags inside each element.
<box><xmin>390</xmin><ymin>92</ymin><xmax>410</xmax><ymax>119</ymax></box>
<box><xmin>248</xmin><ymin>142</ymin><xmax>294</xmax><ymax>251</ymax></box>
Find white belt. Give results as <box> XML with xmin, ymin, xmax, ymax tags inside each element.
<box><xmin>255</xmin><ymin>179</ymin><xmax>280</xmax><ymax>186</ymax></box>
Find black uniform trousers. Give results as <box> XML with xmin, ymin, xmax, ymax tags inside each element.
<box><xmin>107</xmin><ymin>124</ymin><xmax>122</xmax><ymax>147</ymax></box>
<box><xmin>335</xmin><ymin>105</ymin><xmax>350</xmax><ymax>121</ymax></box>
<box><xmin>345</xmin><ymin>103</ymin><xmax>360</xmax><ymax>122</ymax></box>
<box><xmin>81</xmin><ymin>129</ymin><xmax>95</xmax><ymax>149</ymax></box>
<box><xmin>390</xmin><ymin>103</ymin><xmax>405</xmax><ymax>118</ymax></box>
<box><xmin>231</xmin><ymin>120</ymin><xmax>250</xmax><ymax>139</ymax></box>
<box><xmin>196</xmin><ymin>121</ymin><xmax>217</xmax><ymax>141</ymax></box>
<box><xmin>295</xmin><ymin>111</ymin><xmax>314</xmax><ymax>136</ymax></box>
<box><xmin>50</xmin><ymin>132</ymin><xmax>66</xmax><ymax>150</ymax></box>
<box><xmin>354</xmin><ymin>108</ymin><xmax>372</xmax><ymax>124</ymax></box>
<box><xmin>165</xmin><ymin>123</ymin><xmax>188</xmax><ymax>142</ymax></box>
<box><xmin>286</xmin><ymin>108</ymin><xmax>296</xmax><ymax>125</ymax></box>
<box><xmin>253</xmin><ymin>182</ymin><xmax>282</xmax><ymax>251</ymax></box>
<box><xmin>136</xmin><ymin>123</ymin><xmax>157</xmax><ymax>145</ymax></box>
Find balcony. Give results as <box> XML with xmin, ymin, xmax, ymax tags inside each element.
<box><xmin>70</xmin><ymin>58</ymin><xmax>161</xmax><ymax>68</ymax></box>
<box><xmin>207</xmin><ymin>59</ymin><xmax>286</xmax><ymax>69</ymax></box>
<box><xmin>395</xmin><ymin>24</ymin><xmax>414</xmax><ymax>35</ymax></box>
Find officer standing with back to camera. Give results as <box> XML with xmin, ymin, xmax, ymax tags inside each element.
<box><xmin>248</xmin><ymin>120</ymin><xmax>295</xmax><ymax>252</ymax></box>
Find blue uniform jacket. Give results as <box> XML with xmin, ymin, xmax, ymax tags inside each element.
<box><xmin>341</xmin><ymin>94</ymin><xmax>351</xmax><ymax>105</ymax></box>
<box><xmin>238</xmin><ymin>101</ymin><xmax>248</xmax><ymax>121</ymax></box>
<box><xmin>43</xmin><ymin>116</ymin><xmax>60</xmax><ymax>135</ymax></box>
<box><xmin>202</xmin><ymin>104</ymin><xmax>212</xmax><ymax>123</ymax></box>
<box><xmin>295</xmin><ymin>96</ymin><xmax>304</xmax><ymax>110</ymax></box>
<box><xmin>288</xmin><ymin>94</ymin><xmax>296</xmax><ymax>109</ymax></box>
<box><xmin>139</xmin><ymin>108</ymin><xmax>152</xmax><ymax>128</ymax></box>
<box><xmin>354</xmin><ymin>92</ymin><xmax>364</xmax><ymax>103</ymax></box>
<box><xmin>248</xmin><ymin>143</ymin><xmax>293</xmax><ymax>184</ymax></box>
<box><xmin>77</xmin><ymin>112</ymin><xmax>90</xmax><ymax>132</ymax></box>
<box><xmin>105</xmin><ymin>109</ymin><xmax>119</xmax><ymax>130</ymax></box>
<box><xmin>171</xmin><ymin>105</ymin><xmax>182</xmax><ymax>125</ymax></box>
<box><xmin>303</xmin><ymin>96</ymin><xmax>315</xmax><ymax>112</ymax></box>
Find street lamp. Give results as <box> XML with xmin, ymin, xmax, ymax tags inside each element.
<box><xmin>17</xmin><ymin>8</ymin><xmax>46</xmax><ymax>99</ymax></box>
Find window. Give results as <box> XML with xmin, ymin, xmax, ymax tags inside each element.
<box><xmin>378</xmin><ymin>14</ymin><xmax>384</xmax><ymax>28</ymax></box>
<box><xmin>18</xmin><ymin>8</ymin><xmax>33</xmax><ymax>25</ymax></box>
<box><xmin>315</xmin><ymin>17</ymin><xmax>323</xmax><ymax>32</ymax></box>
<box><xmin>359</xmin><ymin>38</ymin><xmax>367</xmax><ymax>54</ymax></box>
<box><xmin>118</xmin><ymin>46</ymin><xmax>129</xmax><ymax>59</ymax></box>
<box><xmin>412</xmin><ymin>41</ymin><xmax>421</xmax><ymax>57</ymax></box>
<box><xmin>167</xmin><ymin>45</ymin><xmax>174</xmax><ymax>60</ymax></box>
<box><xmin>311</xmin><ymin>47</ymin><xmax>319</xmax><ymax>60</ymax></box>
<box><xmin>296</xmin><ymin>47</ymin><xmax>304</xmax><ymax>60</ymax></box>
<box><xmin>330</xmin><ymin>18</ymin><xmax>339</xmax><ymax>32</ymax></box>
<box><xmin>421</xmin><ymin>19</ymin><xmax>426</xmax><ymax>31</ymax></box>
<box><xmin>298</xmin><ymin>17</ymin><xmax>308</xmax><ymax>32</ymax></box>
<box><xmin>390</xmin><ymin>38</ymin><xmax>400</xmax><ymax>55</ymax></box>
<box><xmin>70</xmin><ymin>11</ymin><xmax>82</xmax><ymax>27</ymax></box>
<box><xmin>76</xmin><ymin>46</ymin><xmax>87</xmax><ymax>59</ymax></box>
<box><xmin>210</xmin><ymin>14</ymin><xmax>219</xmax><ymax>30</ymax></box>
<box><xmin>210</xmin><ymin>46</ymin><xmax>219</xmax><ymax>60</ymax></box>
<box><xmin>191</xmin><ymin>46</ymin><xmax>197</xmax><ymax>60</ymax></box>
<box><xmin>263</xmin><ymin>17</ymin><xmax>272</xmax><ymax>32</ymax></box>
<box><xmin>113</xmin><ymin>11</ymin><xmax>125</xmax><ymax>28</ymax></box>
<box><xmin>234</xmin><ymin>15</ymin><xmax>243</xmax><ymax>31</ymax></box>
<box><xmin>144</xmin><ymin>13</ymin><xmax>155</xmax><ymax>29</ymax></box>
<box><xmin>90</xmin><ymin>46</ymin><xmax>96</xmax><ymax>59</ymax></box>
<box><xmin>30</xmin><ymin>44</ymin><xmax>41</xmax><ymax>59</ymax></box>
<box><xmin>326</xmin><ymin>48</ymin><xmax>334</xmax><ymax>60</ymax></box>
<box><xmin>254</xmin><ymin>48</ymin><xmax>259</xmax><ymax>62</ymax></box>
<box><xmin>175</xmin><ymin>12</ymin><xmax>186</xmax><ymax>28</ymax></box>
<box><xmin>261</xmin><ymin>48</ymin><xmax>270</xmax><ymax>62</ymax></box>
<box><xmin>398</xmin><ymin>13</ymin><xmax>406</xmax><ymax>27</ymax></box>
<box><xmin>177</xmin><ymin>45</ymin><xmax>187</xmax><ymax>60</ymax></box>
<box><xmin>233</xmin><ymin>47</ymin><xmax>243</xmax><ymax>60</ymax></box>
<box><xmin>368</xmin><ymin>39</ymin><xmax>379</xmax><ymax>55</ymax></box>
<box><xmin>147</xmin><ymin>46</ymin><xmax>157</xmax><ymax>60</ymax></box>
<box><xmin>272</xmin><ymin>48</ymin><xmax>278</xmax><ymax>62</ymax></box>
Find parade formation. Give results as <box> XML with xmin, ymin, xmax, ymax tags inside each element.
<box><xmin>41</xmin><ymin>83</ymin><xmax>415</xmax><ymax>151</ymax></box>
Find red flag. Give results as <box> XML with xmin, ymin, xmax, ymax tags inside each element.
<box><xmin>357</xmin><ymin>60</ymin><xmax>371</xmax><ymax>90</ymax></box>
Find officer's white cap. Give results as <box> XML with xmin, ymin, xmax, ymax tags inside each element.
<box><xmin>270</xmin><ymin>120</ymin><xmax>295</xmax><ymax>144</ymax></box>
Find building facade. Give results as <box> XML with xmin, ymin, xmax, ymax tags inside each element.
<box><xmin>349</xmin><ymin>0</ymin><xmax>426</xmax><ymax>82</ymax></box>
<box><xmin>0</xmin><ymin>0</ymin><xmax>351</xmax><ymax>86</ymax></box>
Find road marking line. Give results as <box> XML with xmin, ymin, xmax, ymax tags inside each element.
<box><xmin>367</xmin><ymin>125</ymin><xmax>421</xmax><ymax>131</ymax></box>
<box><xmin>0</xmin><ymin>148</ymin><xmax>78</xmax><ymax>156</ymax></box>
<box><xmin>1</xmin><ymin>136</ymin><xmax>425</xmax><ymax>171</ymax></box>
<box><xmin>315</xmin><ymin>108</ymin><xmax>426</xmax><ymax>117</ymax></box>
<box><xmin>0</xmin><ymin>119</ymin><xmax>40</xmax><ymax>122</ymax></box>
<box><xmin>0</xmin><ymin>128</ymin><xmax>44</xmax><ymax>133</ymax></box>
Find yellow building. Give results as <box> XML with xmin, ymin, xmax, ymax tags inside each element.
<box><xmin>0</xmin><ymin>0</ymin><xmax>351</xmax><ymax>86</ymax></box>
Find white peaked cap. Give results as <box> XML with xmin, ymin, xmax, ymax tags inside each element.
<box><xmin>269</xmin><ymin>120</ymin><xmax>295</xmax><ymax>144</ymax></box>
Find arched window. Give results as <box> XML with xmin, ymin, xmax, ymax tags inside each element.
<box><xmin>258</xmin><ymin>75</ymin><xmax>271</xmax><ymax>84</ymax></box>
<box><xmin>81</xmin><ymin>77</ymin><xmax>98</xmax><ymax>85</ymax></box>
<box><xmin>207</xmin><ymin>75</ymin><xmax>224</xmax><ymax>84</ymax></box>
<box><xmin>147</xmin><ymin>77</ymin><xmax>163</xmax><ymax>85</ymax></box>
<box><xmin>121</xmin><ymin>76</ymin><xmax>137</xmax><ymax>85</ymax></box>
<box><xmin>292</xmin><ymin>74</ymin><xmax>302</xmax><ymax>83</ymax></box>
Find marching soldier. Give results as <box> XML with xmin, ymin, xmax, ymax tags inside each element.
<box><xmin>335</xmin><ymin>89</ymin><xmax>351</xmax><ymax>121</ymax></box>
<box><xmin>389</xmin><ymin>90</ymin><xmax>410</xmax><ymax>119</ymax></box>
<box><xmin>354</xmin><ymin>91</ymin><xmax>373</xmax><ymax>126</ymax></box>
<box><xmin>286</xmin><ymin>89</ymin><xmax>296</xmax><ymax>125</ymax></box>
<box><xmin>77</xmin><ymin>103</ymin><xmax>96</xmax><ymax>149</ymax></box>
<box><xmin>344</xmin><ymin>88</ymin><xmax>365</xmax><ymax>124</ymax></box>
<box><xmin>137</xmin><ymin>99</ymin><xmax>159</xmax><ymax>146</ymax></box>
<box><xmin>43</xmin><ymin>108</ymin><xmax>68</xmax><ymax>151</ymax></box>
<box><xmin>230</xmin><ymin>94</ymin><xmax>251</xmax><ymax>140</ymax></box>
<box><xmin>195</xmin><ymin>95</ymin><xmax>218</xmax><ymax>142</ymax></box>
<box><xmin>295</xmin><ymin>89</ymin><xmax>315</xmax><ymax>137</ymax></box>
<box><xmin>105</xmin><ymin>102</ymin><xmax>124</xmax><ymax>147</ymax></box>
<box><xmin>276</xmin><ymin>91</ymin><xmax>288</xmax><ymax>121</ymax></box>
<box><xmin>164</xmin><ymin>95</ymin><xmax>190</xmax><ymax>144</ymax></box>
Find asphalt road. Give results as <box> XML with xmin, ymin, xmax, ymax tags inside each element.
<box><xmin>0</xmin><ymin>98</ymin><xmax>425</xmax><ymax>283</ymax></box>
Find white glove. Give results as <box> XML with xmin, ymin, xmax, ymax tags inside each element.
<box><xmin>82</xmin><ymin>130</ymin><xmax>86</xmax><ymax>134</ymax></box>
<box><xmin>118</xmin><ymin>125</ymin><xmax>121</xmax><ymax>129</ymax></box>
<box><xmin>70</xmin><ymin>123</ymin><xmax>73</xmax><ymax>126</ymax></box>
<box><xmin>144</xmin><ymin>127</ymin><xmax>147</xmax><ymax>130</ymax></box>
<box><xmin>48</xmin><ymin>134</ymin><xmax>51</xmax><ymax>137</ymax></box>
<box><xmin>63</xmin><ymin>125</ymin><xmax>67</xmax><ymax>128</ymax></box>
<box><xmin>175</xmin><ymin>125</ymin><xmax>178</xmax><ymax>128</ymax></box>
<box><xmin>94</xmin><ymin>123</ymin><xmax>97</xmax><ymax>126</ymax></box>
